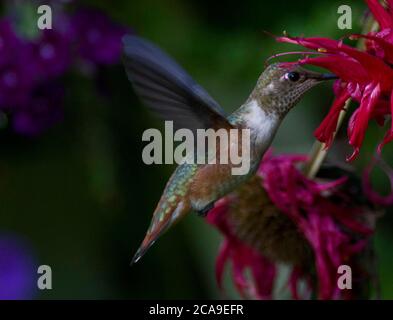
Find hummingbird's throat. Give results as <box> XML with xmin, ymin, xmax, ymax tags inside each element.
<box><xmin>232</xmin><ymin>99</ymin><xmax>280</xmax><ymax>159</ymax></box>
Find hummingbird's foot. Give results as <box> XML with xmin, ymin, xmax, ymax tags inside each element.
<box><xmin>197</xmin><ymin>203</ymin><xmax>215</xmax><ymax>217</ymax></box>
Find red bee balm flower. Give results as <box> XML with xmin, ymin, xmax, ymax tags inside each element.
<box><xmin>276</xmin><ymin>0</ymin><xmax>393</xmax><ymax>161</ymax></box>
<box><xmin>207</xmin><ymin>152</ymin><xmax>378</xmax><ymax>300</ymax></box>
<box><xmin>207</xmin><ymin>198</ymin><xmax>277</xmax><ymax>299</ymax></box>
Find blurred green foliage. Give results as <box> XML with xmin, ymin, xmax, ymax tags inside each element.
<box><xmin>1</xmin><ymin>0</ymin><xmax>392</xmax><ymax>299</ymax></box>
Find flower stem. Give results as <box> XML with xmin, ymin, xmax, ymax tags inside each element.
<box><xmin>304</xmin><ymin>101</ymin><xmax>350</xmax><ymax>178</ymax></box>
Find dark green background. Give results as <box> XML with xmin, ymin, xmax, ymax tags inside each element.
<box><xmin>1</xmin><ymin>0</ymin><xmax>392</xmax><ymax>299</ymax></box>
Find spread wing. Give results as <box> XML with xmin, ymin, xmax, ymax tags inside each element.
<box><xmin>122</xmin><ymin>35</ymin><xmax>233</xmax><ymax>132</ymax></box>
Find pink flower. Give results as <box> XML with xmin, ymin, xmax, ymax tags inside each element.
<box><xmin>207</xmin><ymin>152</ymin><xmax>379</xmax><ymax>299</ymax></box>
<box><xmin>275</xmin><ymin>0</ymin><xmax>393</xmax><ymax>161</ymax></box>
<box><xmin>207</xmin><ymin>198</ymin><xmax>276</xmax><ymax>299</ymax></box>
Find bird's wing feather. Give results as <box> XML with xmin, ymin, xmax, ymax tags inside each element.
<box><xmin>122</xmin><ymin>35</ymin><xmax>233</xmax><ymax>132</ymax></box>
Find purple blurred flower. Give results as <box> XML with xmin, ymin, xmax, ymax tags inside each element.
<box><xmin>0</xmin><ymin>234</ymin><xmax>36</xmax><ymax>300</ymax></box>
<box><xmin>32</xmin><ymin>29</ymin><xmax>73</xmax><ymax>79</ymax></box>
<box><xmin>0</xmin><ymin>19</ymin><xmax>20</xmax><ymax>67</ymax></box>
<box><xmin>0</xmin><ymin>49</ymin><xmax>37</xmax><ymax>109</ymax></box>
<box><xmin>72</xmin><ymin>8</ymin><xmax>127</xmax><ymax>65</ymax></box>
<box><xmin>12</xmin><ymin>82</ymin><xmax>64</xmax><ymax>136</ymax></box>
<box><xmin>0</xmin><ymin>4</ymin><xmax>129</xmax><ymax>137</ymax></box>
<box><xmin>0</xmin><ymin>20</ymin><xmax>37</xmax><ymax>108</ymax></box>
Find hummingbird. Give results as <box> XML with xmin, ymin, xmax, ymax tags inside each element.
<box><xmin>122</xmin><ymin>35</ymin><xmax>337</xmax><ymax>264</ymax></box>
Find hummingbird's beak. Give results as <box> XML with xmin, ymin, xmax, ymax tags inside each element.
<box><xmin>308</xmin><ymin>73</ymin><xmax>338</xmax><ymax>81</ymax></box>
<box><xmin>319</xmin><ymin>73</ymin><xmax>338</xmax><ymax>80</ymax></box>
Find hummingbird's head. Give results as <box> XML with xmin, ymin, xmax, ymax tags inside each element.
<box><xmin>253</xmin><ymin>63</ymin><xmax>337</xmax><ymax>117</ymax></box>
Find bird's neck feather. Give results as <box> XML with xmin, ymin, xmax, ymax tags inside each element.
<box><xmin>230</xmin><ymin>99</ymin><xmax>281</xmax><ymax>152</ymax></box>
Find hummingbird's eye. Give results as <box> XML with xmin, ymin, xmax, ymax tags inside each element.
<box><xmin>285</xmin><ymin>72</ymin><xmax>300</xmax><ymax>82</ymax></box>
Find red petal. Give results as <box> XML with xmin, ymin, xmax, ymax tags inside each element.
<box><xmin>347</xmin><ymin>83</ymin><xmax>381</xmax><ymax>160</ymax></box>
<box><xmin>346</xmin><ymin>148</ymin><xmax>360</xmax><ymax>162</ymax></box>
<box><xmin>366</xmin><ymin>0</ymin><xmax>392</xmax><ymax>29</ymax></box>
<box><xmin>250</xmin><ymin>254</ymin><xmax>276</xmax><ymax>299</ymax></box>
<box><xmin>232</xmin><ymin>255</ymin><xmax>249</xmax><ymax>298</ymax></box>
<box><xmin>277</xmin><ymin>36</ymin><xmax>348</xmax><ymax>52</ymax></box>
<box><xmin>336</xmin><ymin>46</ymin><xmax>393</xmax><ymax>89</ymax></box>
<box><xmin>353</xmin><ymin>33</ymin><xmax>393</xmax><ymax>65</ymax></box>
<box><xmin>299</xmin><ymin>56</ymin><xmax>368</xmax><ymax>84</ymax></box>
<box><xmin>279</xmin><ymin>35</ymin><xmax>393</xmax><ymax>88</ymax></box>
<box><xmin>314</xmin><ymin>88</ymin><xmax>351</xmax><ymax>147</ymax></box>
<box><xmin>288</xmin><ymin>268</ymin><xmax>303</xmax><ymax>300</ymax></box>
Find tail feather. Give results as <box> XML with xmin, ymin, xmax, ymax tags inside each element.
<box><xmin>131</xmin><ymin>198</ymin><xmax>189</xmax><ymax>265</ymax></box>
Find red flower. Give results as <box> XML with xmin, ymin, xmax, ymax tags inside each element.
<box><xmin>207</xmin><ymin>199</ymin><xmax>276</xmax><ymax>299</ymax></box>
<box><xmin>275</xmin><ymin>0</ymin><xmax>393</xmax><ymax>161</ymax></box>
<box><xmin>207</xmin><ymin>152</ymin><xmax>378</xmax><ymax>299</ymax></box>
